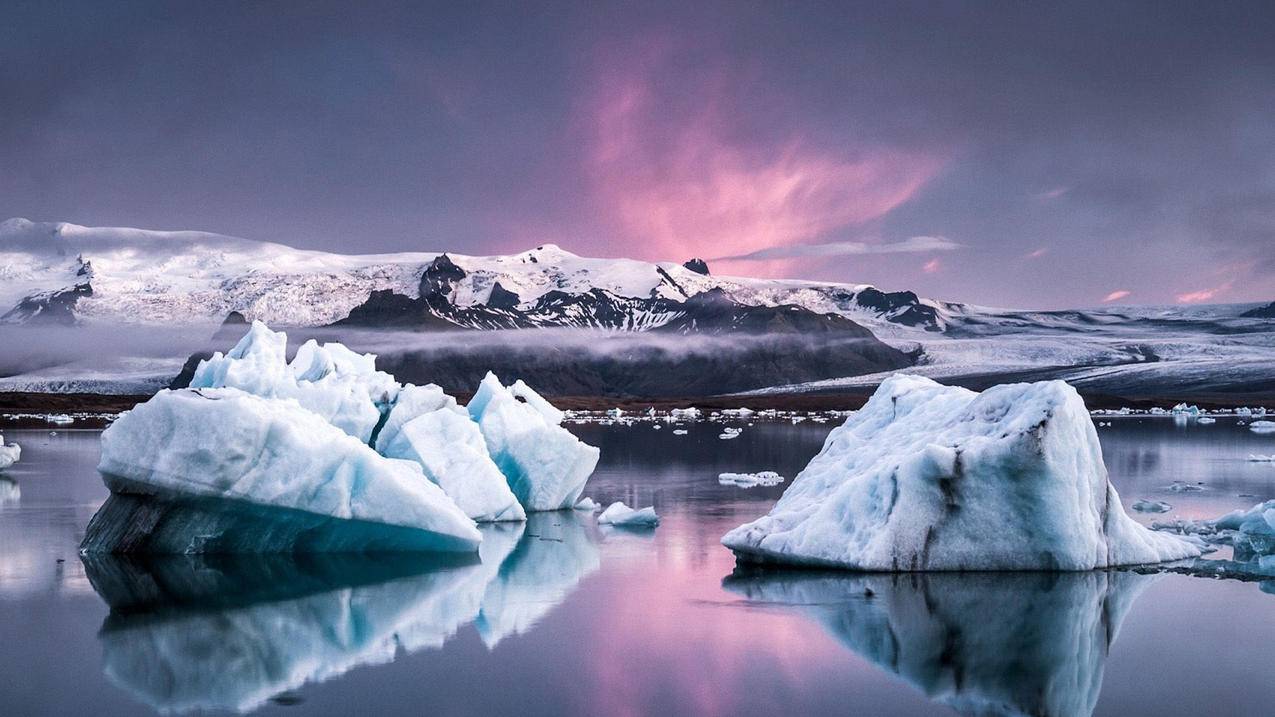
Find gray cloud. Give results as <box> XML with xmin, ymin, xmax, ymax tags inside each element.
<box><xmin>712</xmin><ymin>236</ymin><xmax>962</xmax><ymax>262</ymax></box>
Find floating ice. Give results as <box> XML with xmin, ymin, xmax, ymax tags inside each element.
<box><xmin>190</xmin><ymin>322</ymin><xmax>398</xmax><ymax>443</ymax></box>
<box><xmin>672</xmin><ymin>429</ymin><xmax>688</xmax><ymax>435</ymax></box>
<box><xmin>573</xmin><ymin>497</ymin><xmax>600</xmax><ymax>511</ymax></box>
<box><xmin>1196</xmin><ymin>416</ymin><xmax>1216</xmax><ymax>425</ymax></box>
<box><xmin>718</xmin><ymin>471</ymin><xmax>785</xmax><ymax>488</ymax></box>
<box><xmin>1131</xmin><ymin>499</ymin><xmax>1172</xmax><ymax>513</ymax></box>
<box><xmin>1251</xmin><ymin>420</ymin><xmax>1275</xmax><ymax>433</ymax></box>
<box><xmin>1167</xmin><ymin>481</ymin><xmax>1205</xmax><ymax>492</ymax></box>
<box><xmin>82</xmin><ymin>388</ymin><xmax>481</xmax><ymax>553</ymax></box>
<box><xmin>722</xmin><ymin>375</ymin><xmax>1201</xmax><ymax>570</ymax></box>
<box><xmin>467</xmin><ymin>373</ymin><xmax>599</xmax><ymax>511</ymax></box>
<box><xmin>718</xmin><ymin>427</ymin><xmax>742</xmax><ymax>440</ymax></box>
<box><xmin>0</xmin><ymin>434</ymin><xmax>19</xmax><ymax>470</ymax></box>
<box><xmin>1250</xmin><ymin>454</ymin><xmax>1275</xmax><ymax>463</ymax></box>
<box><xmin>597</xmin><ymin>501</ymin><xmax>660</xmax><ymax>528</ymax></box>
<box><xmin>48</xmin><ymin>413</ymin><xmax>74</xmax><ymax>425</ymax></box>
<box><xmin>377</xmin><ymin>385</ymin><xmax>525</xmax><ymax>523</ymax></box>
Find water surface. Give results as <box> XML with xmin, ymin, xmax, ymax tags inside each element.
<box><xmin>2</xmin><ymin>417</ymin><xmax>1274</xmax><ymax>715</ymax></box>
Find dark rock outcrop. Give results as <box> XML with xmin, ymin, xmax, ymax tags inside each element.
<box><xmin>683</xmin><ymin>258</ymin><xmax>710</xmax><ymax>275</ymax></box>
<box><xmin>1242</xmin><ymin>302</ymin><xmax>1275</xmax><ymax>319</ymax></box>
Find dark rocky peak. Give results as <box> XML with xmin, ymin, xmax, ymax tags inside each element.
<box><xmin>683</xmin><ymin>258</ymin><xmax>710</xmax><ymax>275</ymax></box>
<box><xmin>486</xmin><ymin>282</ymin><xmax>521</xmax><ymax>311</ymax></box>
<box><xmin>1241</xmin><ymin>302</ymin><xmax>1275</xmax><ymax>319</ymax></box>
<box><xmin>418</xmin><ymin>254</ymin><xmax>466</xmax><ymax>299</ymax></box>
<box><xmin>212</xmin><ymin>311</ymin><xmax>250</xmax><ymax>342</ymax></box>
<box><xmin>2</xmin><ymin>282</ymin><xmax>93</xmax><ymax>325</ymax></box>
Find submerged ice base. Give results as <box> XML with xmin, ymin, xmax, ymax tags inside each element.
<box><xmin>723</xmin><ymin>375</ymin><xmax>1201</xmax><ymax>571</ymax></box>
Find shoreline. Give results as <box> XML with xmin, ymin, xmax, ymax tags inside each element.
<box><xmin>2</xmin><ymin>387</ymin><xmax>1270</xmax><ymax>418</ymax></box>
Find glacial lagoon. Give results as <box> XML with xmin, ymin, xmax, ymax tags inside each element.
<box><xmin>3</xmin><ymin>417</ymin><xmax>1275</xmax><ymax>716</ymax></box>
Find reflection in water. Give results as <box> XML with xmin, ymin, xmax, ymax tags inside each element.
<box><xmin>0</xmin><ymin>477</ymin><xmax>18</xmax><ymax>505</ymax></box>
<box><xmin>724</xmin><ymin>570</ymin><xmax>1154</xmax><ymax>717</ymax></box>
<box><xmin>83</xmin><ymin>512</ymin><xmax>600</xmax><ymax>714</ymax></box>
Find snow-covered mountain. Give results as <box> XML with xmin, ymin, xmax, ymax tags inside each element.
<box><xmin>0</xmin><ymin>218</ymin><xmax>954</xmax><ymax>333</ymax></box>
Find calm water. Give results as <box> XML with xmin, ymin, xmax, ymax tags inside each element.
<box><xmin>2</xmin><ymin>417</ymin><xmax>1275</xmax><ymax>716</ymax></box>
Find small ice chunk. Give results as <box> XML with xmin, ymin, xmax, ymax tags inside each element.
<box><xmin>468</xmin><ymin>373</ymin><xmax>599</xmax><ymax>511</ymax></box>
<box><xmin>1167</xmin><ymin>481</ymin><xmax>1205</xmax><ymax>492</ymax></box>
<box><xmin>1196</xmin><ymin>416</ymin><xmax>1216</xmax><ymax>425</ymax></box>
<box><xmin>718</xmin><ymin>471</ymin><xmax>786</xmax><ymax>488</ymax></box>
<box><xmin>1131</xmin><ymin>499</ymin><xmax>1172</xmax><ymax>513</ymax></box>
<box><xmin>574</xmin><ymin>497</ymin><xmax>600</xmax><ymax>511</ymax></box>
<box><xmin>0</xmin><ymin>434</ymin><xmax>20</xmax><ymax>470</ymax></box>
<box><xmin>672</xmin><ymin>429</ymin><xmax>688</xmax><ymax>435</ymax></box>
<box><xmin>1250</xmin><ymin>420</ymin><xmax>1275</xmax><ymax>433</ymax></box>
<box><xmin>719</xmin><ymin>427</ymin><xmax>742</xmax><ymax>440</ymax></box>
<box><xmin>597</xmin><ymin>501</ymin><xmax>659</xmax><ymax>528</ymax></box>
<box><xmin>1249</xmin><ymin>454</ymin><xmax>1275</xmax><ymax>463</ymax></box>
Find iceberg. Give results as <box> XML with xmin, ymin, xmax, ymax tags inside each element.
<box><xmin>1131</xmin><ymin>499</ymin><xmax>1172</xmax><ymax>514</ymax></box>
<box><xmin>718</xmin><ymin>471</ymin><xmax>785</xmax><ymax>488</ymax></box>
<box><xmin>377</xmin><ymin>384</ymin><xmax>526</xmax><ymax>523</ymax></box>
<box><xmin>722</xmin><ymin>376</ymin><xmax>1201</xmax><ymax>570</ymax></box>
<box><xmin>597</xmin><ymin>501</ymin><xmax>660</xmax><ymax>527</ymax></box>
<box><xmin>724</xmin><ymin>569</ymin><xmax>1154</xmax><ymax>717</ymax></box>
<box><xmin>82</xmin><ymin>387</ymin><xmax>481</xmax><ymax>554</ymax></box>
<box><xmin>189</xmin><ymin>322</ymin><xmax>398</xmax><ymax>443</ymax></box>
<box><xmin>0</xmin><ymin>433</ymin><xmax>19</xmax><ymax>470</ymax></box>
<box><xmin>1250</xmin><ymin>420</ymin><xmax>1275</xmax><ymax>433</ymax></box>
<box><xmin>467</xmin><ymin>373</ymin><xmax>599</xmax><ymax>511</ymax></box>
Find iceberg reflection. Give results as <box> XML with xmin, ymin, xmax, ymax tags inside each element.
<box><xmin>83</xmin><ymin>512</ymin><xmax>600</xmax><ymax>714</ymax></box>
<box><xmin>723</xmin><ymin>570</ymin><xmax>1154</xmax><ymax>717</ymax></box>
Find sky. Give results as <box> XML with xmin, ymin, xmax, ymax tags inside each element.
<box><xmin>3</xmin><ymin>0</ymin><xmax>1274</xmax><ymax>309</ymax></box>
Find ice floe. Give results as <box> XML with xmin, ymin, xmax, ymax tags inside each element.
<box><xmin>1131</xmin><ymin>499</ymin><xmax>1172</xmax><ymax>513</ymax></box>
<box><xmin>722</xmin><ymin>375</ymin><xmax>1201</xmax><ymax>570</ymax></box>
<box><xmin>718</xmin><ymin>471</ymin><xmax>785</xmax><ymax>488</ymax></box>
<box><xmin>597</xmin><ymin>501</ymin><xmax>660</xmax><ymax>528</ymax></box>
<box><xmin>1251</xmin><ymin>420</ymin><xmax>1275</xmax><ymax>433</ymax></box>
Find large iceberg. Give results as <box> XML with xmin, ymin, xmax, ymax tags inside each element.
<box><xmin>0</xmin><ymin>433</ymin><xmax>19</xmax><ymax>470</ymax></box>
<box><xmin>468</xmin><ymin>373</ymin><xmax>599</xmax><ymax>511</ymax></box>
<box><xmin>83</xmin><ymin>322</ymin><xmax>599</xmax><ymax>553</ymax></box>
<box><xmin>377</xmin><ymin>384</ymin><xmax>526</xmax><ymax>522</ymax></box>
<box><xmin>722</xmin><ymin>375</ymin><xmax>1201</xmax><ymax>570</ymax></box>
<box><xmin>83</xmin><ymin>387</ymin><xmax>481</xmax><ymax>553</ymax></box>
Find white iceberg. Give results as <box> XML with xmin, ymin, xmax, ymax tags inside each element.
<box><xmin>83</xmin><ymin>387</ymin><xmax>481</xmax><ymax>553</ymax></box>
<box><xmin>467</xmin><ymin>373</ymin><xmax>599</xmax><ymax>511</ymax></box>
<box><xmin>597</xmin><ymin>501</ymin><xmax>660</xmax><ymax>528</ymax></box>
<box><xmin>0</xmin><ymin>434</ymin><xmax>20</xmax><ymax>470</ymax></box>
<box><xmin>574</xmin><ymin>497</ymin><xmax>600</xmax><ymax>511</ymax></box>
<box><xmin>722</xmin><ymin>375</ymin><xmax>1201</xmax><ymax>570</ymax></box>
<box><xmin>190</xmin><ymin>322</ymin><xmax>398</xmax><ymax>443</ymax></box>
<box><xmin>1250</xmin><ymin>454</ymin><xmax>1275</xmax><ymax>463</ymax></box>
<box><xmin>1250</xmin><ymin>420</ymin><xmax>1275</xmax><ymax>433</ymax></box>
<box><xmin>1131</xmin><ymin>499</ymin><xmax>1171</xmax><ymax>513</ymax></box>
<box><xmin>718</xmin><ymin>471</ymin><xmax>785</xmax><ymax>488</ymax></box>
<box><xmin>377</xmin><ymin>384</ymin><xmax>526</xmax><ymax>523</ymax></box>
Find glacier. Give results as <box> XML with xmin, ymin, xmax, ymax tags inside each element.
<box><xmin>80</xmin><ymin>321</ymin><xmax>601</xmax><ymax>553</ymax></box>
<box><xmin>0</xmin><ymin>433</ymin><xmax>19</xmax><ymax>470</ymax></box>
<box><xmin>467</xmin><ymin>373</ymin><xmax>599</xmax><ymax>511</ymax></box>
<box><xmin>722</xmin><ymin>375</ymin><xmax>1201</xmax><ymax>570</ymax></box>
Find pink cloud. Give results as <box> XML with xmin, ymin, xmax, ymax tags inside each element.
<box><xmin>1102</xmin><ymin>289</ymin><xmax>1131</xmax><ymax>303</ymax></box>
<box><xmin>572</xmin><ymin>40</ymin><xmax>946</xmax><ymax>275</ymax></box>
<box><xmin>1025</xmin><ymin>247</ymin><xmax>1048</xmax><ymax>259</ymax></box>
<box><xmin>922</xmin><ymin>258</ymin><xmax>941</xmax><ymax>273</ymax></box>
<box><xmin>1035</xmin><ymin>186</ymin><xmax>1070</xmax><ymax>200</ymax></box>
<box><xmin>1176</xmin><ymin>281</ymin><xmax>1233</xmax><ymax>304</ymax></box>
